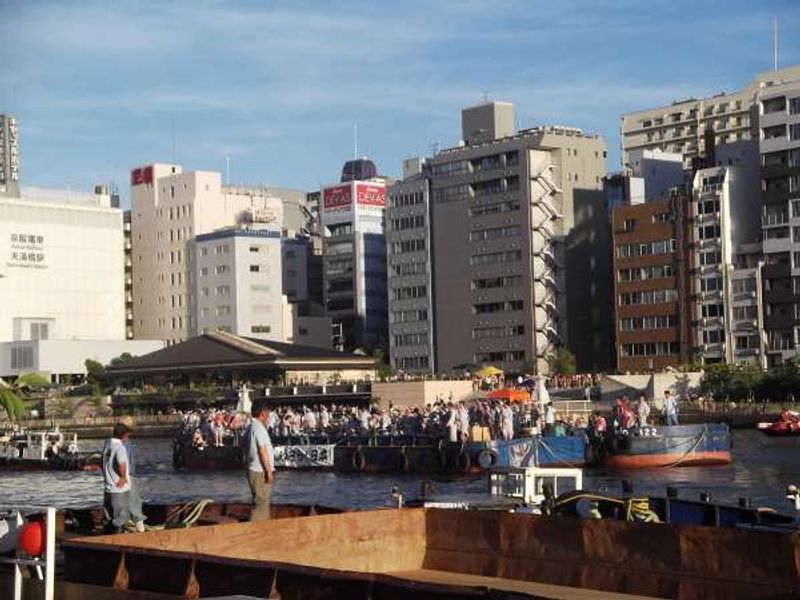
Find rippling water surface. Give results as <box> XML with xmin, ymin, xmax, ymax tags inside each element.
<box><xmin>1</xmin><ymin>430</ymin><xmax>799</xmax><ymax>513</ymax></box>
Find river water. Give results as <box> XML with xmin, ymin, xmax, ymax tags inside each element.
<box><xmin>1</xmin><ymin>430</ymin><xmax>799</xmax><ymax>513</ymax></box>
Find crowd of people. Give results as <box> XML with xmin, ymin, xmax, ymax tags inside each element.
<box><xmin>177</xmin><ymin>397</ymin><xmax>591</xmax><ymax>450</ymax></box>
<box><xmin>588</xmin><ymin>390</ymin><xmax>679</xmax><ymax>436</ymax></box>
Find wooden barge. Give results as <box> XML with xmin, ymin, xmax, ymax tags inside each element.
<box><xmin>61</xmin><ymin>508</ymin><xmax>800</xmax><ymax>600</ymax></box>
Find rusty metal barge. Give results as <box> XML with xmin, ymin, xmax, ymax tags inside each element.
<box><xmin>59</xmin><ymin>507</ymin><xmax>800</xmax><ymax>600</ymax></box>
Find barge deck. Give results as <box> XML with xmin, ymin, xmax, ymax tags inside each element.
<box><xmin>62</xmin><ymin>508</ymin><xmax>800</xmax><ymax>600</ymax></box>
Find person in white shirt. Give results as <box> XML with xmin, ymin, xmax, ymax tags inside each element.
<box><xmin>457</xmin><ymin>402</ymin><xmax>470</xmax><ymax>441</ymax></box>
<box><xmin>445</xmin><ymin>404</ymin><xmax>458</xmax><ymax>442</ymax></box>
<box><xmin>663</xmin><ymin>390</ymin><xmax>679</xmax><ymax>426</ymax></box>
<box><xmin>544</xmin><ymin>402</ymin><xmax>556</xmax><ymax>436</ymax></box>
<box><xmin>102</xmin><ymin>423</ymin><xmax>131</xmax><ymax>533</ymax></box>
<box><xmin>500</xmin><ymin>403</ymin><xmax>514</xmax><ymax>441</ymax></box>
<box><xmin>241</xmin><ymin>401</ymin><xmax>275</xmax><ymax>521</ymax></box>
<box><xmin>637</xmin><ymin>394</ymin><xmax>651</xmax><ymax>427</ymax></box>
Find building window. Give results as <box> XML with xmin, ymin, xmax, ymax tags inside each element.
<box><xmin>249</xmin><ymin>265</ymin><xmax>260</xmax><ymax>272</ymax></box>
<box><xmin>215</xmin><ymin>265</ymin><xmax>229</xmax><ymax>275</ymax></box>
<box><xmin>216</xmin><ymin>285</ymin><xmax>230</xmax><ymax>296</ymax></box>
<box><xmin>251</xmin><ymin>325</ymin><xmax>271</xmax><ymax>333</ymax></box>
<box><xmin>11</xmin><ymin>346</ymin><xmax>34</xmax><ymax>370</ymax></box>
<box><xmin>250</xmin><ymin>246</ymin><xmax>260</xmax><ymax>253</ymax></box>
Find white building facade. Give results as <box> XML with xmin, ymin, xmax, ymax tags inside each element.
<box><xmin>0</xmin><ymin>187</ymin><xmax>164</xmax><ymax>379</ymax></box>
<box><xmin>191</xmin><ymin>228</ymin><xmax>332</xmax><ymax>348</ymax></box>
<box><xmin>0</xmin><ymin>187</ymin><xmax>125</xmax><ymax>342</ymax></box>
<box><xmin>129</xmin><ymin>164</ymin><xmax>290</xmax><ymax>344</ymax></box>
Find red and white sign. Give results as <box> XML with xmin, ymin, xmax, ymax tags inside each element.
<box><xmin>323</xmin><ymin>184</ymin><xmax>353</xmax><ymax>212</ymax></box>
<box><xmin>130</xmin><ymin>166</ymin><xmax>154</xmax><ymax>186</ymax></box>
<box><xmin>356</xmin><ymin>183</ymin><xmax>385</xmax><ymax>207</ymax></box>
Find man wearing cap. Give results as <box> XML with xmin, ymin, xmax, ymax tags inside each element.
<box><xmin>119</xmin><ymin>416</ymin><xmax>146</xmax><ymax>532</ymax></box>
<box><xmin>102</xmin><ymin>423</ymin><xmax>131</xmax><ymax>534</ymax></box>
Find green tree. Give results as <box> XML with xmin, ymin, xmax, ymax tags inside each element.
<box><xmin>0</xmin><ymin>386</ymin><xmax>25</xmax><ymax>421</ymax></box>
<box><xmin>85</xmin><ymin>359</ymin><xmax>106</xmax><ymax>387</ymax></box>
<box><xmin>700</xmin><ymin>363</ymin><xmax>733</xmax><ymax>400</ymax></box>
<box><xmin>731</xmin><ymin>364</ymin><xmax>763</xmax><ymax>401</ymax></box>
<box><xmin>109</xmin><ymin>352</ymin><xmax>135</xmax><ymax>367</ymax></box>
<box><xmin>548</xmin><ymin>349</ymin><xmax>577</xmax><ymax>376</ymax></box>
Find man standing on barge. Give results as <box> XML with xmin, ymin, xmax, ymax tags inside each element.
<box><xmin>243</xmin><ymin>400</ymin><xmax>275</xmax><ymax>521</ymax></box>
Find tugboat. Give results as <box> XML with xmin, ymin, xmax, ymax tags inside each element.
<box><xmin>591</xmin><ymin>423</ymin><xmax>732</xmax><ymax>468</ymax></box>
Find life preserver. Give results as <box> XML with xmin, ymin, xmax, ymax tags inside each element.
<box><xmin>352</xmin><ymin>447</ymin><xmax>366</xmax><ymax>472</ymax></box>
<box><xmin>477</xmin><ymin>449</ymin><xmax>498</xmax><ymax>469</ymax></box>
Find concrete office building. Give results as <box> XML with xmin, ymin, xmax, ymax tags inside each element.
<box><xmin>757</xmin><ymin>80</ymin><xmax>800</xmax><ymax>364</ymax></box>
<box><xmin>386</xmin><ymin>157</ymin><xmax>435</xmax><ymax>374</ymax></box>
<box><xmin>621</xmin><ymin>67</ymin><xmax>800</xmax><ymax>170</ymax></box>
<box><xmin>129</xmin><ymin>164</ymin><xmax>315</xmax><ymax>344</ymax></box>
<box><xmin>0</xmin><ymin>114</ymin><xmax>20</xmax><ymax>198</ymax></box>
<box><xmin>320</xmin><ymin>161</ymin><xmax>388</xmax><ymax>352</ymax></box>
<box><xmin>422</xmin><ymin>102</ymin><xmax>607</xmax><ymax>374</ymax></box>
<box><xmin>0</xmin><ymin>186</ymin><xmax>163</xmax><ymax>379</ymax></box>
<box><xmin>190</xmin><ymin>228</ymin><xmax>331</xmax><ymax>348</ymax></box>
<box><xmin>612</xmin><ymin>192</ymin><xmax>693</xmax><ymax>372</ymax></box>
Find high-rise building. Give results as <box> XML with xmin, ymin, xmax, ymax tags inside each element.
<box><xmin>320</xmin><ymin>161</ymin><xmax>387</xmax><ymax>352</ymax></box>
<box><xmin>756</xmin><ymin>80</ymin><xmax>800</xmax><ymax>364</ymax></box>
<box><xmin>0</xmin><ymin>114</ymin><xmax>20</xmax><ymax>198</ymax></box>
<box><xmin>130</xmin><ymin>164</ymin><xmax>312</xmax><ymax>344</ymax></box>
<box><xmin>395</xmin><ymin>102</ymin><xmax>607</xmax><ymax>374</ymax></box>
<box><xmin>386</xmin><ymin>157</ymin><xmax>435</xmax><ymax>374</ymax></box>
<box><xmin>688</xmin><ymin>141</ymin><xmax>764</xmax><ymax>367</ymax></box>
<box><xmin>621</xmin><ymin>67</ymin><xmax>800</xmax><ymax>170</ymax></box>
<box><xmin>612</xmin><ymin>191</ymin><xmax>693</xmax><ymax>372</ymax></box>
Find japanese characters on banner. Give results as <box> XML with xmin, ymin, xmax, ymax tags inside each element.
<box><xmin>274</xmin><ymin>444</ymin><xmax>336</xmax><ymax>468</ymax></box>
<box><xmin>7</xmin><ymin>232</ymin><xmax>47</xmax><ymax>269</ymax></box>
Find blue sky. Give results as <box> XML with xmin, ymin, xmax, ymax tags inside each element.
<box><xmin>1</xmin><ymin>0</ymin><xmax>799</xmax><ymax>205</ymax></box>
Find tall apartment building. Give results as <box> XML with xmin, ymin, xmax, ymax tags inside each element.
<box><xmin>621</xmin><ymin>67</ymin><xmax>800</xmax><ymax>170</ymax></box>
<box><xmin>689</xmin><ymin>140</ymin><xmax>764</xmax><ymax>367</ymax></box>
<box><xmin>129</xmin><ymin>164</ymin><xmax>314</xmax><ymax>344</ymax></box>
<box><xmin>386</xmin><ymin>157</ymin><xmax>435</xmax><ymax>374</ymax></box>
<box><xmin>757</xmin><ymin>80</ymin><xmax>800</xmax><ymax>364</ymax></box>
<box><xmin>0</xmin><ymin>114</ymin><xmax>20</xmax><ymax>198</ymax></box>
<box><xmin>612</xmin><ymin>192</ymin><xmax>693</xmax><ymax>372</ymax></box>
<box><xmin>320</xmin><ymin>161</ymin><xmax>387</xmax><ymax>352</ymax></box>
<box><xmin>409</xmin><ymin>102</ymin><xmax>607</xmax><ymax>374</ymax></box>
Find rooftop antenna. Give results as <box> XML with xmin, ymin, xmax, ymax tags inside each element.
<box><xmin>773</xmin><ymin>19</ymin><xmax>779</xmax><ymax>71</ymax></box>
<box><xmin>482</xmin><ymin>90</ymin><xmax>490</xmax><ymax>103</ymax></box>
<box><xmin>170</xmin><ymin>117</ymin><xmax>177</xmax><ymax>165</ymax></box>
<box><xmin>353</xmin><ymin>123</ymin><xmax>358</xmax><ymax>160</ymax></box>
<box><xmin>225</xmin><ymin>155</ymin><xmax>231</xmax><ymax>185</ymax></box>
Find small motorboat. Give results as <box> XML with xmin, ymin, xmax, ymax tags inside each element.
<box><xmin>758</xmin><ymin>410</ymin><xmax>800</xmax><ymax>436</ymax></box>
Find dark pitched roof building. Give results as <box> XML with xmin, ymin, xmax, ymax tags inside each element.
<box><xmin>107</xmin><ymin>331</ymin><xmax>376</xmax><ymax>380</ymax></box>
